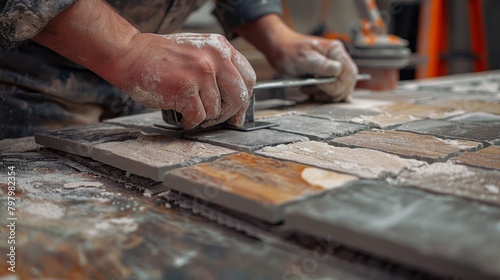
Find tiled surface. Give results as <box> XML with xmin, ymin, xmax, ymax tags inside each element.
<box><xmin>163</xmin><ymin>153</ymin><xmax>357</xmax><ymax>223</ymax></box>
<box><xmin>396</xmin><ymin>119</ymin><xmax>500</xmax><ymax>144</ymax></box>
<box><xmin>184</xmin><ymin>129</ymin><xmax>308</xmax><ymax>152</ymax></box>
<box><xmin>450</xmin><ymin>146</ymin><xmax>500</xmax><ymax>170</ymax></box>
<box><xmin>267</xmin><ymin>115</ymin><xmax>368</xmax><ymax>140</ymax></box>
<box><xmin>25</xmin><ymin>71</ymin><xmax>500</xmax><ymax>279</ymax></box>
<box><xmin>91</xmin><ymin>134</ymin><xmax>235</xmax><ymax>181</ymax></box>
<box><xmin>34</xmin><ymin>124</ymin><xmax>140</xmax><ymax>157</ymax></box>
<box><xmin>395</xmin><ymin>162</ymin><xmax>500</xmax><ymax>206</ymax></box>
<box><xmin>284</xmin><ymin>180</ymin><xmax>500</xmax><ymax>279</ymax></box>
<box><xmin>256</xmin><ymin>141</ymin><xmax>425</xmax><ymax>179</ymax></box>
<box><xmin>331</xmin><ymin>130</ymin><xmax>482</xmax><ymax>162</ymax></box>
<box><xmin>105</xmin><ymin>111</ymin><xmax>182</xmax><ymax>136</ymax></box>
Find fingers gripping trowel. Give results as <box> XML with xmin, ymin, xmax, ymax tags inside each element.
<box><xmin>161</xmin><ymin>74</ymin><xmax>370</xmax><ymax>131</ymax></box>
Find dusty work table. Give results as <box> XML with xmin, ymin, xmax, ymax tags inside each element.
<box><xmin>1</xmin><ymin>71</ymin><xmax>500</xmax><ymax>280</ymax></box>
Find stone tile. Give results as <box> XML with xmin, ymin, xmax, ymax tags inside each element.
<box><xmin>351</xmin><ymin>113</ymin><xmax>421</xmax><ymax>129</ymax></box>
<box><xmin>105</xmin><ymin>111</ymin><xmax>182</xmax><ymax>136</ymax></box>
<box><xmin>163</xmin><ymin>153</ymin><xmax>357</xmax><ymax>223</ymax></box>
<box><xmin>91</xmin><ymin>134</ymin><xmax>235</xmax><ymax>181</ymax></box>
<box><xmin>450</xmin><ymin>146</ymin><xmax>500</xmax><ymax>171</ymax></box>
<box><xmin>395</xmin><ymin>163</ymin><xmax>500</xmax><ymax>206</ymax></box>
<box><xmin>184</xmin><ymin>129</ymin><xmax>308</xmax><ymax>152</ymax></box>
<box><xmin>303</xmin><ymin>106</ymin><xmax>379</xmax><ymax>122</ymax></box>
<box><xmin>396</xmin><ymin>119</ymin><xmax>500</xmax><ymax>144</ymax></box>
<box><xmin>448</xmin><ymin>112</ymin><xmax>500</xmax><ymax>122</ymax></box>
<box><xmin>331</xmin><ymin>130</ymin><xmax>482</xmax><ymax>163</ymax></box>
<box><xmin>284</xmin><ymin>180</ymin><xmax>500</xmax><ymax>279</ymax></box>
<box><xmin>256</xmin><ymin>141</ymin><xmax>425</xmax><ymax>179</ymax></box>
<box><xmin>266</xmin><ymin>115</ymin><xmax>368</xmax><ymax>140</ymax></box>
<box><xmin>378</xmin><ymin>102</ymin><xmax>466</xmax><ymax>119</ymax></box>
<box><xmin>34</xmin><ymin>124</ymin><xmax>140</xmax><ymax>157</ymax></box>
<box><xmin>433</xmin><ymin>100</ymin><xmax>500</xmax><ymax>115</ymax></box>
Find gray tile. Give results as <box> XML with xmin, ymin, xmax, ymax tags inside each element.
<box><xmin>331</xmin><ymin>130</ymin><xmax>483</xmax><ymax>163</ymax></box>
<box><xmin>303</xmin><ymin>106</ymin><xmax>379</xmax><ymax>122</ymax></box>
<box><xmin>395</xmin><ymin>162</ymin><xmax>500</xmax><ymax>205</ymax></box>
<box><xmin>91</xmin><ymin>134</ymin><xmax>235</xmax><ymax>181</ymax></box>
<box><xmin>284</xmin><ymin>180</ymin><xmax>500</xmax><ymax>279</ymax></box>
<box><xmin>34</xmin><ymin>124</ymin><xmax>140</xmax><ymax>157</ymax></box>
<box><xmin>256</xmin><ymin>141</ymin><xmax>425</xmax><ymax>179</ymax></box>
<box><xmin>396</xmin><ymin>119</ymin><xmax>500</xmax><ymax>144</ymax></box>
<box><xmin>184</xmin><ymin>129</ymin><xmax>308</xmax><ymax>152</ymax></box>
<box><xmin>163</xmin><ymin>152</ymin><xmax>357</xmax><ymax>223</ymax></box>
<box><xmin>267</xmin><ymin>115</ymin><xmax>368</xmax><ymax>140</ymax></box>
<box><xmin>105</xmin><ymin>111</ymin><xmax>181</xmax><ymax>137</ymax></box>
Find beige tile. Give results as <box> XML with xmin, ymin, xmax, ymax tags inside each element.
<box><xmin>331</xmin><ymin>130</ymin><xmax>482</xmax><ymax>162</ymax></box>
<box><xmin>256</xmin><ymin>141</ymin><xmax>425</xmax><ymax>179</ymax></box>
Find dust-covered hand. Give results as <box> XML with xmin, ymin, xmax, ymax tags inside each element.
<box><xmin>237</xmin><ymin>14</ymin><xmax>358</xmax><ymax>102</ymax></box>
<box><xmin>118</xmin><ymin>33</ymin><xmax>255</xmax><ymax>129</ymax></box>
<box><xmin>33</xmin><ymin>0</ymin><xmax>255</xmax><ymax>130</ymax></box>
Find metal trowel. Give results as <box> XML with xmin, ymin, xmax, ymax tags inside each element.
<box><xmin>160</xmin><ymin>74</ymin><xmax>371</xmax><ymax>131</ymax></box>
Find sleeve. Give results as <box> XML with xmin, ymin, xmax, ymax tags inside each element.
<box><xmin>213</xmin><ymin>0</ymin><xmax>282</xmax><ymax>39</ymax></box>
<box><xmin>0</xmin><ymin>0</ymin><xmax>78</xmax><ymax>51</ymax></box>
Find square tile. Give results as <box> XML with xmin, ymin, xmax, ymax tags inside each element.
<box><xmin>163</xmin><ymin>153</ymin><xmax>357</xmax><ymax>223</ymax></box>
<box><xmin>284</xmin><ymin>180</ymin><xmax>500</xmax><ymax>279</ymax></box>
<box><xmin>256</xmin><ymin>141</ymin><xmax>425</xmax><ymax>179</ymax></box>
<box><xmin>34</xmin><ymin>124</ymin><xmax>140</xmax><ymax>157</ymax></box>
<box><xmin>267</xmin><ymin>115</ymin><xmax>368</xmax><ymax>140</ymax></box>
<box><xmin>91</xmin><ymin>134</ymin><xmax>235</xmax><ymax>181</ymax></box>
<box><xmin>184</xmin><ymin>129</ymin><xmax>308</xmax><ymax>152</ymax></box>
<box><xmin>331</xmin><ymin>130</ymin><xmax>482</xmax><ymax>163</ymax></box>
<box><xmin>395</xmin><ymin>162</ymin><xmax>500</xmax><ymax>206</ymax></box>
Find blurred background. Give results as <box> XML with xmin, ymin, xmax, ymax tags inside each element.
<box><xmin>181</xmin><ymin>0</ymin><xmax>500</xmax><ymax>84</ymax></box>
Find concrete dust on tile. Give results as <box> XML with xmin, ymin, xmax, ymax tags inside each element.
<box><xmin>451</xmin><ymin>146</ymin><xmax>500</xmax><ymax>171</ymax></box>
<box><xmin>184</xmin><ymin>129</ymin><xmax>308</xmax><ymax>152</ymax></box>
<box><xmin>331</xmin><ymin>130</ymin><xmax>482</xmax><ymax>162</ymax></box>
<box><xmin>267</xmin><ymin>115</ymin><xmax>368</xmax><ymax>140</ymax></box>
<box><xmin>395</xmin><ymin>162</ymin><xmax>500</xmax><ymax>206</ymax></box>
<box><xmin>351</xmin><ymin>113</ymin><xmax>421</xmax><ymax>129</ymax></box>
<box><xmin>256</xmin><ymin>141</ymin><xmax>425</xmax><ymax>179</ymax></box>
<box><xmin>163</xmin><ymin>152</ymin><xmax>357</xmax><ymax>223</ymax></box>
<box><xmin>91</xmin><ymin>134</ymin><xmax>235</xmax><ymax>181</ymax></box>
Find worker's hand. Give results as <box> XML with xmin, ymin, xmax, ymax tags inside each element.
<box><xmin>270</xmin><ymin>34</ymin><xmax>358</xmax><ymax>102</ymax></box>
<box><xmin>236</xmin><ymin>14</ymin><xmax>358</xmax><ymax>102</ymax></box>
<box><xmin>117</xmin><ymin>33</ymin><xmax>256</xmax><ymax>129</ymax></box>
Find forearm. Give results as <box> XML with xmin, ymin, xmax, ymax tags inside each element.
<box><xmin>33</xmin><ymin>0</ymin><xmax>139</xmax><ymax>87</ymax></box>
<box><xmin>235</xmin><ymin>14</ymin><xmax>298</xmax><ymax>64</ymax></box>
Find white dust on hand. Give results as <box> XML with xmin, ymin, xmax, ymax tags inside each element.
<box><xmin>173</xmin><ymin>33</ymin><xmax>231</xmax><ymax>59</ymax></box>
